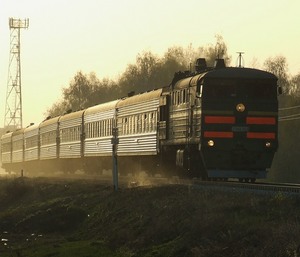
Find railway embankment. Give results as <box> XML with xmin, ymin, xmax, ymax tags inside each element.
<box><xmin>0</xmin><ymin>177</ymin><xmax>299</xmax><ymax>257</ymax></box>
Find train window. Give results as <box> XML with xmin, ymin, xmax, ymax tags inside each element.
<box><xmin>99</xmin><ymin>121</ymin><xmax>102</xmax><ymax>137</ymax></box>
<box><xmin>13</xmin><ymin>140</ymin><xmax>23</xmax><ymax>151</ymax></box>
<box><xmin>205</xmin><ymin>83</ymin><xmax>237</xmax><ymax>98</ymax></box>
<box><xmin>172</xmin><ymin>90</ymin><xmax>187</xmax><ymax>105</ymax></box>
<box><xmin>145</xmin><ymin>113</ymin><xmax>148</xmax><ymax>132</ymax></box>
<box><xmin>204</xmin><ymin>79</ymin><xmax>237</xmax><ymax>98</ymax></box>
<box><xmin>134</xmin><ymin>116</ymin><xmax>137</xmax><ymax>134</ymax></box>
<box><xmin>41</xmin><ymin>131</ymin><xmax>56</xmax><ymax>145</ymax></box>
<box><xmin>2</xmin><ymin>142</ymin><xmax>11</xmax><ymax>153</ymax></box>
<box><xmin>122</xmin><ymin>118</ymin><xmax>126</xmax><ymax>135</ymax></box>
<box><xmin>98</xmin><ymin>121</ymin><xmax>101</xmax><ymax>137</ymax></box>
<box><xmin>60</xmin><ymin>126</ymin><xmax>81</xmax><ymax>142</ymax></box>
<box><xmin>204</xmin><ymin>79</ymin><xmax>277</xmax><ymax>99</ymax></box>
<box><xmin>172</xmin><ymin>91</ymin><xmax>178</xmax><ymax>105</ymax></box>
<box><xmin>196</xmin><ymin>84</ymin><xmax>203</xmax><ymax>98</ymax></box>
<box><xmin>106</xmin><ymin>120</ymin><xmax>109</xmax><ymax>136</ymax></box>
<box><xmin>128</xmin><ymin>117</ymin><xmax>131</xmax><ymax>134</ymax></box>
<box><xmin>147</xmin><ymin>112</ymin><xmax>155</xmax><ymax>132</ymax></box>
<box><xmin>87</xmin><ymin>123</ymin><xmax>90</xmax><ymax>138</ymax></box>
<box><xmin>107</xmin><ymin>119</ymin><xmax>110</xmax><ymax>136</ymax></box>
<box><xmin>94</xmin><ymin>122</ymin><xmax>97</xmax><ymax>137</ymax></box>
<box><xmin>90</xmin><ymin>123</ymin><xmax>93</xmax><ymax>138</ymax></box>
<box><xmin>138</xmin><ymin>115</ymin><xmax>142</xmax><ymax>133</ymax></box>
<box><xmin>131</xmin><ymin>116</ymin><xmax>135</xmax><ymax>134</ymax></box>
<box><xmin>141</xmin><ymin>115</ymin><xmax>144</xmax><ymax>133</ymax></box>
<box><xmin>25</xmin><ymin>136</ymin><xmax>38</xmax><ymax>149</ymax></box>
<box><xmin>86</xmin><ymin>123</ymin><xmax>90</xmax><ymax>138</ymax></box>
<box><xmin>110</xmin><ymin>119</ymin><xmax>113</xmax><ymax>136</ymax></box>
<box><xmin>183</xmin><ymin>89</ymin><xmax>188</xmax><ymax>103</ymax></box>
<box><xmin>104</xmin><ymin>120</ymin><xmax>106</xmax><ymax>136</ymax></box>
<box><xmin>105</xmin><ymin>120</ymin><xmax>108</xmax><ymax>136</ymax></box>
<box><xmin>242</xmin><ymin>81</ymin><xmax>277</xmax><ymax>99</ymax></box>
<box><xmin>86</xmin><ymin>119</ymin><xmax>113</xmax><ymax>138</ymax></box>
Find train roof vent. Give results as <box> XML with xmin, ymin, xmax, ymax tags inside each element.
<box><xmin>214</xmin><ymin>58</ymin><xmax>226</xmax><ymax>69</ymax></box>
<box><xmin>195</xmin><ymin>58</ymin><xmax>207</xmax><ymax>72</ymax></box>
<box><xmin>128</xmin><ymin>91</ymin><xmax>135</xmax><ymax>97</ymax></box>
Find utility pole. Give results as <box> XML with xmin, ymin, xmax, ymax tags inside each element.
<box><xmin>236</xmin><ymin>52</ymin><xmax>245</xmax><ymax>68</ymax></box>
<box><xmin>4</xmin><ymin>18</ymin><xmax>29</xmax><ymax>130</ymax></box>
<box><xmin>111</xmin><ymin>127</ymin><xmax>119</xmax><ymax>191</ymax></box>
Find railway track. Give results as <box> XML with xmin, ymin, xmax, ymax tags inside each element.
<box><xmin>190</xmin><ymin>180</ymin><xmax>300</xmax><ymax>195</ymax></box>
<box><xmin>1</xmin><ymin>171</ymin><xmax>300</xmax><ymax>195</ymax></box>
<box><xmin>123</xmin><ymin>174</ymin><xmax>300</xmax><ymax>195</ymax></box>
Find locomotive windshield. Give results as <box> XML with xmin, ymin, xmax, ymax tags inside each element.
<box><xmin>203</xmin><ymin>79</ymin><xmax>277</xmax><ymax>99</ymax></box>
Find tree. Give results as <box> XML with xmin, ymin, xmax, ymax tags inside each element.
<box><xmin>45</xmin><ymin>99</ymin><xmax>68</xmax><ymax>119</ymax></box>
<box><xmin>289</xmin><ymin>72</ymin><xmax>300</xmax><ymax>96</ymax></box>
<box><xmin>46</xmin><ymin>36</ymin><xmax>232</xmax><ymax>117</ymax></box>
<box><xmin>63</xmin><ymin>71</ymin><xmax>95</xmax><ymax>111</ymax></box>
<box><xmin>263</xmin><ymin>55</ymin><xmax>290</xmax><ymax>94</ymax></box>
<box><xmin>91</xmin><ymin>77</ymin><xmax>120</xmax><ymax>104</ymax></box>
<box><xmin>117</xmin><ymin>51</ymin><xmax>162</xmax><ymax>95</ymax></box>
<box><xmin>46</xmin><ymin>71</ymin><xmax>120</xmax><ymax>118</ymax></box>
<box><xmin>196</xmin><ymin>34</ymin><xmax>231</xmax><ymax>67</ymax></box>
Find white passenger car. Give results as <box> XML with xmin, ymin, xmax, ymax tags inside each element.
<box><xmin>116</xmin><ymin>89</ymin><xmax>162</xmax><ymax>156</ymax></box>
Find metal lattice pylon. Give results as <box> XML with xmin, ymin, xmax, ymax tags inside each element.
<box><xmin>4</xmin><ymin>18</ymin><xmax>29</xmax><ymax>130</ymax></box>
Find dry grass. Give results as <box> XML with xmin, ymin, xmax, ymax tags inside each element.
<box><xmin>0</xmin><ymin>177</ymin><xmax>300</xmax><ymax>257</ymax></box>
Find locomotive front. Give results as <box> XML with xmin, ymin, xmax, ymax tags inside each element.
<box><xmin>199</xmin><ymin>67</ymin><xmax>279</xmax><ymax>181</ymax></box>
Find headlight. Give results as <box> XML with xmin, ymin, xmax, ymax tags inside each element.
<box><xmin>265</xmin><ymin>142</ymin><xmax>271</xmax><ymax>148</ymax></box>
<box><xmin>208</xmin><ymin>140</ymin><xmax>214</xmax><ymax>147</ymax></box>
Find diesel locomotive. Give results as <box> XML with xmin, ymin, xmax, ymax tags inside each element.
<box><xmin>1</xmin><ymin>58</ymin><xmax>280</xmax><ymax>181</ymax></box>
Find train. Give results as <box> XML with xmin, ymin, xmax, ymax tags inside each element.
<box><xmin>0</xmin><ymin>58</ymin><xmax>280</xmax><ymax>182</ymax></box>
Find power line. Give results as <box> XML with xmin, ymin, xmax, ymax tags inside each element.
<box><xmin>279</xmin><ymin>116</ymin><xmax>300</xmax><ymax>122</ymax></box>
<box><xmin>279</xmin><ymin>104</ymin><xmax>300</xmax><ymax>111</ymax></box>
<box><xmin>279</xmin><ymin>113</ymin><xmax>300</xmax><ymax>119</ymax></box>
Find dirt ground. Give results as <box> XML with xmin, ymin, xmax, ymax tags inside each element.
<box><xmin>0</xmin><ymin>176</ymin><xmax>300</xmax><ymax>257</ymax></box>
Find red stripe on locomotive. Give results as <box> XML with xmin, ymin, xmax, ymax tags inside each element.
<box><xmin>246</xmin><ymin>117</ymin><xmax>276</xmax><ymax>125</ymax></box>
<box><xmin>204</xmin><ymin>131</ymin><xmax>234</xmax><ymax>138</ymax></box>
<box><xmin>204</xmin><ymin>116</ymin><xmax>235</xmax><ymax>124</ymax></box>
<box><xmin>247</xmin><ymin>132</ymin><xmax>276</xmax><ymax>139</ymax></box>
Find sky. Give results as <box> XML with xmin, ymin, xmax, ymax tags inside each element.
<box><xmin>0</xmin><ymin>0</ymin><xmax>300</xmax><ymax>127</ymax></box>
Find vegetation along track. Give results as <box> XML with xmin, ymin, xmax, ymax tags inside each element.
<box><xmin>3</xmin><ymin>170</ymin><xmax>300</xmax><ymax>195</ymax></box>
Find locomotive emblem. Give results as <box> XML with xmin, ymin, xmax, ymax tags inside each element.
<box><xmin>236</xmin><ymin>103</ymin><xmax>245</xmax><ymax>112</ymax></box>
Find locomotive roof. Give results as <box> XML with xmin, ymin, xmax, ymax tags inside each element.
<box><xmin>173</xmin><ymin>67</ymin><xmax>277</xmax><ymax>90</ymax></box>
<box><xmin>84</xmin><ymin>100</ymin><xmax>119</xmax><ymax>116</ymax></box>
<box><xmin>204</xmin><ymin>67</ymin><xmax>277</xmax><ymax>80</ymax></box>
<box><xmin>117</xmin><ymin>88</ymin><xmax>163</xmax><ymax>108</ymax></box>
